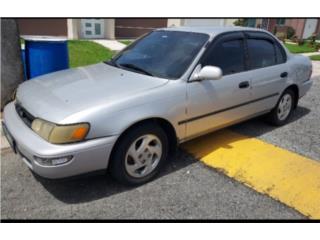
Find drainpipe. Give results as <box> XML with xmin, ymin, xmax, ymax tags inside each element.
<box><xmin>301</xmin><ymin>19</ymin><xmax>306</xmax><ymax>40</ymax></box>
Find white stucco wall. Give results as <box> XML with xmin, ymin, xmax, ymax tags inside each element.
<box><xmin>180</xmin><ymin>19</ymin><xmax>237</xmax><ymax>27</ymax></box>
<box><xmin>67</xmin><ymin>19</ymin><xmax>79</xmax><ymax>39</ymax></box>
<box><xmin>104</xmin><ymin>19</ymin><xmax>115</xmax><ymax>39</ymax></box>
<box><xmin>167</xmin><ymin>19</ymin><xmax>183</xmax><ymax>27</ymax></box>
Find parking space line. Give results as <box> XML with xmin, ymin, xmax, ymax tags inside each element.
<box><xmin>182</xmin><ymin>129</ymin><xmax>320</xmax><ymax>219</ymax></box>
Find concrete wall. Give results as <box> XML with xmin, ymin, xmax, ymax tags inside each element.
<box><xmin>317</xmin><ymin>20</ymin><xmax>320</xmax><ymax>35</ymax></box>
<box><xmin>67</xmin><ymin>19</ymin><xmax>80</xmax><ymax>39</ymax></box>
<box><xmin>224</xmin><ymin>19</ymin><xmax>237</xmax><ymax>26</ymax></box>
<box><xmin>167</xmin><ymin>19</ymin><xmax>182</xmax><ymax>27</ymax></box>
<box><xmin>267</xmin><ymin>19</ymin><xmax>278</xmax><ymax>33</ymax></box>
<box><xmin>1</xmin><ymin>19</ymin><xmax>24</xmax><ymax>109</ymax></box>
<box><xmin>171</xmin><ymin>19</ymin><xmax>236</xmax><ymax>27</ymax></box>
<box><xmin>303</xmin><ymin>19</ymin><xmax>319</xmax><ymax>39</ymax></box>
<box><xmin>104</xmin><ymin>19</ymin><xmax>115</xmax><ymax>39</ymax></box>
<box><xmin>286</xmin><ymin>19</ymin><xmax>306</xmax><ymax>39</ymax></box>
<box><xmin>182</xmin><ymin>19</ymin><xmax>226</xmax><ymax>26</ymax></box>
<box><xmin>115</xmin><ymin>19</ymin><xmax>167</xmax><ymax>39</ymax></box>
<box><xmin>68</xmin><ymin>19</ymin><xmax>115</xmax><ymax>39</ymax></box>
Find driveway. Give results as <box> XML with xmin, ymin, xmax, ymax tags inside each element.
<box><xmin>1</xmin><ymin>62</ymin><xmax>319</xmax><ymax>220</ymax></box>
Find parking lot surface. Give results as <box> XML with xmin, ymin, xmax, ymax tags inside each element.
<box><xmin>1</xmin><ymin>62</ymin><xmax>319</xmax><ymax>220</ymax></box>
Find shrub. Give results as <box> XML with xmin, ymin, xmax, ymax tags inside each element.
<box><xmin>291</xmin><ymin>35</ymin><xmax>298</xmax><ymax>43</ymax></box>
<box><xmin>275</xmin><ymin>32</ymin><xmax>286</xmax><ymax>42</ymax></box>
<box><xmin>298</xmin><ymin>39</ymin><xmax>305</xmax><ymax>46</ymax></box>
<box><xmin>287</xmin><ymin>27</ymin><xmax>295</xmax><ymax>39</ymax></box>
<box><xmin>310</xmin><ymin>33</ymin><xmax>317</xmax><ymax>44</ymax></box>
<box><xmin>307</xmin><ymin>33</ymin><xmax>320</xmax><ymax>48</ymax></box>
<box><xmin>233</xmin><ymin>19</ymin><xmax>246</xmax><ymax>26</ymax></box>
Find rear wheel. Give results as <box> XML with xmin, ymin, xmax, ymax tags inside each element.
<box><xmin>109</xmin><ymin>123</ymin><xmax>168</xmax><ymax>185</ymax></box>
<box><xmin>267</xmin><ymin>89</ymin><xmax>295</xmax><ymax>126</ymax></box>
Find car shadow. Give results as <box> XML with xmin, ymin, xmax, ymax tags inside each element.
<box><xmin>230</xmin><ymin>105</ymin><xmax>311</xmax><ymax>137</ymax></box>
<box><xmin>34</xmin><ymin>148</ymin><xmax>197</xmax><ymax>204</ymax></box>
<box><xmin>35</xmin><ymin>106</ymin><xmax>310</xmax><ymax>204</ymax></box>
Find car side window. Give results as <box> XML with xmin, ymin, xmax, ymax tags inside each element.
<box><xmin>201</xmin><ymin>39</ymin><xmax>245</xmax><ymax>75</ymax></box>
<box><xmin>275</xmin><ymin>43</ymin><xmax>286</xmax><ymax>64</ymax></box>
<box><xmin>247</xmin><ymin>39</ymin><xmax>276</xmax><ymax>69</ymax></box>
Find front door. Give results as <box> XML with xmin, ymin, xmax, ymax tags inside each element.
<box><xmin>81</xmin><ymin>19</ymin><xmax>104</xmax><ymax>39</ymax></box>
<box><xmin>185</xmin><ymin>32</ymin><xmax>253</xmax><ymax>139</ymax></box>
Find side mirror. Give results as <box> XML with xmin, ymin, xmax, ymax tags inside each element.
<box><xmin>191</xmin><ymin>66</ymin><xmax>223</xmax><ymax>81</ymax></box>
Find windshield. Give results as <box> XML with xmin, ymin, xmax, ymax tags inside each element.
<box><xmin>111</xmin><ymin>30</ymin><xmax>209</xmax><ymax>79</ymax></box>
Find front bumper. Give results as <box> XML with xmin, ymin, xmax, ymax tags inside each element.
<box><xmin>3</xmin><ymin>102</ymin><xmax>118</xmax><ymax>179</ymax></box>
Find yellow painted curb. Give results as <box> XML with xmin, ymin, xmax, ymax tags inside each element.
<box><xmin>182</xmin><ymin>129</ymin><xmax>320</xmax><ymax>219</ymax></box>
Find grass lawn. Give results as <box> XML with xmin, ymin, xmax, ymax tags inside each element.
<box><xmin>284</xmin><ymin>42</ymin><xmax>317</xmax><ymax>54</ymax></box>
<box><xmin>310</xmin><ymin>54</ymin><xmax>320</xmax><ymax>61</ymax></box>
<box><xmin>68</xmin><ymin>40</ymin><xmax>114</xmax><ymax>68</ymax></box>
<box><xmin>119</xmin><ymin>40</ymin><xmax>133</xmax><ymax>45</ymax></box>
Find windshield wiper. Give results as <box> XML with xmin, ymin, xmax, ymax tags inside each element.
<box><xmin>104</xmin><ymin>59</ymin><xmax>118</xmax><ymax>67</ymax></box>
<box><xmin>119</xmin><ymin>63</ymin><xmax>154</xmax><ymax>76</ymax></box>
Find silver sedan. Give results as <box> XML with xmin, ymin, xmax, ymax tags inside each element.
<box><xmin>2</xmin><ymin>26</ymin><xmax>313</xmax><ymax>185</ymax></box>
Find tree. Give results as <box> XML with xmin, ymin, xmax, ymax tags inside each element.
<box><xmin>1</xmin><ymin>19</ymin><xmax>23</xmax><ymax>109</ymax></box>
<box><xmin>233</xmin><ymin>18</ymin><xmax>248</xmax><ymax>27</ymax></box>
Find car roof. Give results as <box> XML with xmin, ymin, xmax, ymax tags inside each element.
<box><xmin>157</xmin><ymin>26</ymin><xmax>270</xmax><ymax>37</ymax></box>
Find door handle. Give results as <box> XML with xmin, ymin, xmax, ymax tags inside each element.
<box><xmin>280</xmin><ymin>72</ymin><xmax>288</xmax><ymax>78</ymax></box>
<box><xmin>239</xmin><ymin>81</ymin><xmax>250</xmax><ymax>89</ymax></box>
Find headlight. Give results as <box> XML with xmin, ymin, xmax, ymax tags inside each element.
<box><xmin>31</xmin><ymin>119</ymin><xmax>89</xmax><ymax>144</ymax></box>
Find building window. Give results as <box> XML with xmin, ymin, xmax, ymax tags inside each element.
<box><xmin>276</xmin><ymin>18</ymin><xmax>286</xmax><ymax>26</ymax></box>
<box><xmin>246</xmin><ymin>18</ymin><xmax>257</xmax><ymax>27</ymax></box>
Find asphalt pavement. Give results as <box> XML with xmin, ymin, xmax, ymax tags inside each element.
<box><xmin>1</xmin><ymin>62</ymin><xmax>319</xmax><ymax>220</ymax></box>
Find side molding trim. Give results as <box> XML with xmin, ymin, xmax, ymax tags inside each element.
<box><xmin>178</xmin><ymin>93</ymin><xmax>279</xmax><ymax>125</ymax></box>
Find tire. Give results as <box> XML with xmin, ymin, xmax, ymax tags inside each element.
<box><xmin>267</xmin><ymin>89</ymin><xmax>296</xmax><ymax>126</ymax></box>
<box><xmin>109</xmin><ymin>123</ymin><xmax>169</xmax><ymax>185</ymax></box>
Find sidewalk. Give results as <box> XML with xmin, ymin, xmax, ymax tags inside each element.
<box><xmin>91</xmin><ymin>40</ymin><xmax>126</xmax><ymax>51</ymax></box>
<box><xmin>301</xmin><ymin>51</ymin><xmax>320</xmax><ymax>57</ymax></box>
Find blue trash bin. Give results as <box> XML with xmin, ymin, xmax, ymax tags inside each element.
<box><xmin>23</xmin><ymin>36</ymin><xmax>69</xmax><ymax>79</ymax></box>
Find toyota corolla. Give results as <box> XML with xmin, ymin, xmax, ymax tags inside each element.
<box><xmin>2</xmin><ymin>27</ymin><xmax>313</xmax><ymax>185</ymax></box>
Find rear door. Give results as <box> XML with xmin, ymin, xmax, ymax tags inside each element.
<box><xmin>244</xmin><ymin>31</ymin><xmax>288</xmax><ymax>112</ymax></box>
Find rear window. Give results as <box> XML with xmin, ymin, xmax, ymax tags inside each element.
<box><xmin>275</xmin><ymin>43</ymin><xmax>286</xmax><ymax>64</ymax></box>
<box><xmin>247</xmin><ymin>39</ymin><xmax>276</xmax><ymax>69</ymax></box>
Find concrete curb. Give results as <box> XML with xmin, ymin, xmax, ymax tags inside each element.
<box><xmin>301</xmin><ymin>51</ymin><xmax>320</xmax><ymax>57</ymax></box>
<box><xmin>1</xmin><ymin>123</ymin><xmax>10</xmax><ymax>150</ymax></box>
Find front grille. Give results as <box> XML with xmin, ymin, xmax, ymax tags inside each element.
<box><xmin>15</xmin><ymin>103</ymin><xmax>35</xmax><ymax>128</ymax></box>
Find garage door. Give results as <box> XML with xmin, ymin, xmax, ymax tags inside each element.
<box><xmin>115</xmin><ymin>19</ymin><xmax>167</xmax><ymax>39</ymax></box>
<box><xmin>18</xmin><ymin>19</ymin><xmax>68</xmax><ymax>36</ymax></box>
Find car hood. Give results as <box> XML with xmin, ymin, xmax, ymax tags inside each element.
<box><xmin>16</xmin><ymin>63</ymin><xmax>169</xmax><ymax>123</ymax></box>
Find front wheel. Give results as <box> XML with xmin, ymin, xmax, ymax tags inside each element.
<box><xmin>267</xmin><ymin>89</ymin><xmax>295</xmax><ymax>126</ymax></box>
<box><xmin>109</xmin><ymin>123</ymin><xmax>168</xmax><ymax>185</ymax></box>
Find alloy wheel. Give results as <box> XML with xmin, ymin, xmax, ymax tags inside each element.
<box><xmin>277</xmin><ymin>93</ymin><xmax>292</xmax><ymax>121</ymax></box>
<box><xmin>125</xmin><ymin>134</ymin><xmax>162</xmax><ymax>178</ymax></box>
